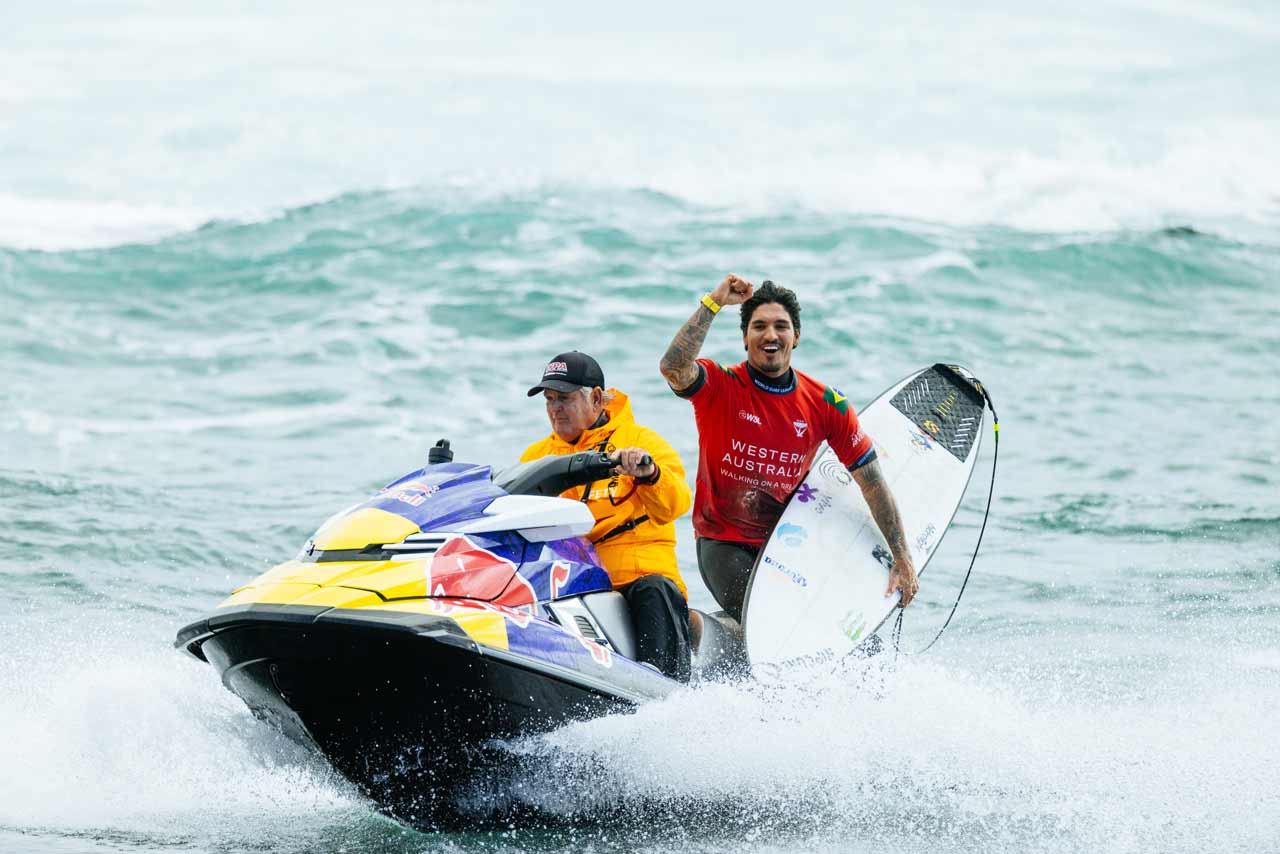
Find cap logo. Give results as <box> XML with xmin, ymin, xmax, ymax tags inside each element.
<box><xmin>546</xmin><ymin>361</ymin><xmax>569</xmax><ymax>375</ymax></box>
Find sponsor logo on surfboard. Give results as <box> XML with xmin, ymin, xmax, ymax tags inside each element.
<box><xmin>777</xmin><ymin>523</ymin><xmax>807</xmax><ymax>547</ymax></box>
<box><xmin>817</xmin><ymin>456</ymin><xmax>852</xmax><ymax>486</ymax></box>
<box><xmin>763</xmin><ymin>554</ymin><xmax>808</xmax><ymax>587</ymax></box>
<box><xmin>794</xmin><ymin>482</ymin><xmax>833</xmax><ymax>514</ymax></box>
<box><xmin>872</xmin><ymin>543</ymin><xmax>895</xmax><ymax>569</ymax></box>
<box><xmin>908</xmin><ymin>428</ymin><xmax>934</xmax><ymax>453</ymax></box>
<box><xmin>933</xmin><ymin>389</ymin><xmax>960</xmax><ymax>422</ymax></box>
<box><xmin>838</xmin><ymin>609</ymin><xmax>867</xmax><ymax>643</ymax></box>
<box><xmin>915</xmin><ymin>523</ymin><xmax>937</xmax><ymax>553</ymax></box>
<box><xmin>754</xmin><ymin>648</ymin><xmax>837</xmax><ymax>677</ymax></box>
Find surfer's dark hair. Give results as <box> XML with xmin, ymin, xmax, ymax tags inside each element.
<box><xmin>740</xmin><ymin>280</ymin><xmax>801</xmax><ymax>335</ymax></box>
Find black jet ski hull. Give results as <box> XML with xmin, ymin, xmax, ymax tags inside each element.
<box><xmin>178</xmin><ymin>605</ymin><xmax>644</xmax><ymax>828</ymax></box>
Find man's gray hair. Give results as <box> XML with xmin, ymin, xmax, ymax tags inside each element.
<box><xmin>581</xmin><ymin>387</ymin><xmax>615</xmax><ymax>405</ymax></box>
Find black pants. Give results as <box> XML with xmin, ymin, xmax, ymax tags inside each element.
<box><xmin>696</xmin><ymin>537</ymin><xmax>760</xmax><ymax>623</ymax></box>
<box><xmin>618</xmin><ymin>575</ymin><xmax>690</xmax><ymax>683</ymax></box>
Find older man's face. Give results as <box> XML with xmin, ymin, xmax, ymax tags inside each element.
<box><xmin>543</xmin><ymin>387</ymin><xmax>603</xmax><ymax>443</ymax></box>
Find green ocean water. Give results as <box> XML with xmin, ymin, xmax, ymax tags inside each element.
<box><xmin>5</xmin><ymin>0</ymin><xmax>1280</xmax><ymax>849</ymax></box>
<box><xmin>2</xmin><ymin>187</ymin><xmax>1279</xmax><ymax>853</ymax></box>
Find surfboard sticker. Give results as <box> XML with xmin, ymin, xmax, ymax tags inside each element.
<box><xmin>742</xmin><ymin>364</ymin><xmax>986</xmax><ymax>665</ymax></box>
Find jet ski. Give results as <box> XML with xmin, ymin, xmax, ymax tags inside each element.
<box><xmin>175</xmin><ymin>441</ymin><xmax>740</xmax><ymax>828</ymax></box>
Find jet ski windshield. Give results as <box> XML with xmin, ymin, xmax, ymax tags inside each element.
<box><xmin>494</xmin><ymin>451</ymin><xmax>617</xmax><ymax>497</ymax></box>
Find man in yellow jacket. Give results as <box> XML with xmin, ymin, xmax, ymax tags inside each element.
<box><xmin>522</xmin><ymin>351</ymin><xmax>694</xmax><ymax>681</ymax></box>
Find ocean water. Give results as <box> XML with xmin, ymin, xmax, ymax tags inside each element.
<box><xmin>2</xmin><ymin>2</ymin><xmax>1279</xmax><ymax>852</ymax></box>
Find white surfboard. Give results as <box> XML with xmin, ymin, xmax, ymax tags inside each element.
<box><xmin>742</xmin><ymin>364</ymin><xmax>987</xmax><ymax>665</ymax></box>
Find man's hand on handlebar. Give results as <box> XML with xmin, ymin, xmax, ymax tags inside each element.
<box><xmin>610</xmin><ymin>447</ymin><xmax>656</xmax><ymax>480</ymax></box>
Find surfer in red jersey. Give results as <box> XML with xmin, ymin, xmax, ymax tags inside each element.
<box><xmin>659</xmin><ymin>275</ymin><xmax>918</xmax><ymax>623</ymax></box>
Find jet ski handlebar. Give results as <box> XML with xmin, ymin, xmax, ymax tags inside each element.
<box><xmin>594</xmin><ymin>451</ymin><xmax>654</xmax><ymax>472</ymax></box>
<box><xmin>494</xmin><ymin>450</ymin><xmax>649</xmax><ymax>497</ymax></box>
<box><xmin>577</xmin><ymin>451</ymin><xmax>624</xmax><ymax>480</ymax></box>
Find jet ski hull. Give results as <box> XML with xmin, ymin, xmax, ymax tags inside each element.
<box><xmin>179</xmin><ymin>604</ymin><xmax>666</xmax><ymax>827</ymax></box>
<box><xmin>174</xmin><ymin>454</ymin><xmax>716</xmax><ymax>828</ymax></box>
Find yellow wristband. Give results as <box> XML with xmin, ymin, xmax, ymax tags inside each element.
<box><xmin>700</xmin><ymin>293</ymin><xmax>721</xmax><ymax>314</ymax></box>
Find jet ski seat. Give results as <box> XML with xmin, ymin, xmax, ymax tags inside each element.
<box><xmin>545</xmin><ymin>592</ymin><xmax>639</xmax><ymax>660</ymax></box>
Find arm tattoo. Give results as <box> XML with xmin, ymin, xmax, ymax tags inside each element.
<box><xmin>852</xmin><ymin>460</ymin><xmax>910</xmax><ymax>561</ymax></box>
<box><xmin>660</xmin><ymin>304</ymin><xmax>716</xmax><ymax>390</ymax></box>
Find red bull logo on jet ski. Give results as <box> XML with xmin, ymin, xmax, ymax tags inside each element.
<box><xmin>384</xmin><ymin>481</ymin><xmax>440</xmax><ymax>507</ymax></box>
<box><xmin>550</xmin><ymin>561</ymin><xmax>571</xmax><ymax>599</ymax></box>
<box><xmin>576</xmin><ymin>635</ymin><xmax>613</xmax><ymax>667</ymax></box>
<box><xmin>425</xmin><ymin>535</ymin><xmax>538</xmax><ymax>620</ymax></box>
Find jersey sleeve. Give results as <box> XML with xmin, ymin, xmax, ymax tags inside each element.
<box><xmin>672</xmin><ymin>357</ymin><xmax>726</xmax><ymax>405</ymax></box>
<box><xmin>823</xmin><ymin>386</ymin><xmax>876</xmax><ymax>469</ymax></box>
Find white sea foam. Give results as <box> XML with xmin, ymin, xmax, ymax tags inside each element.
<box><xmin>0</xmin><ymin>194</ymin><xmax>214</xmax><ymax>252</ymax></box>
<box><xmin>0</xmin><ymin>611</ymin><xmax>357</xmax><ymax>835</ymax></box>
<box><xmin>1</xmin><ymin>1</ymin><xmax>1277</xmax><ymax>250</ymax></box>
<box><xmin>0</xmin><ymin>606</ymin><xmax>1275</xmax><ymax>851</ymax></box>
<box><xmin>503</xmin><ymin>653</ymin><xmax>1280</xmax><ymax>850</ymax></box>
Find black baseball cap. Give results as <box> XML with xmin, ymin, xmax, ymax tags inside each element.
<box><xmin>527</xmin><ymin>351</ymin><xmax>606</xmax><ymax>396</ymax></box>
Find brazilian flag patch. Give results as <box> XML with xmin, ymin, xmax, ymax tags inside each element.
<box><xmin>823</xmin><ymin>385</ymin><xmax>849</xmax><ymax>414</ymax></box>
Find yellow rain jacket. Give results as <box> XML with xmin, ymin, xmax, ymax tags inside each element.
<box><xmin>520</xmin><ymin>390</ymin><xmax>692</xmax><ymax>597</ymax></box>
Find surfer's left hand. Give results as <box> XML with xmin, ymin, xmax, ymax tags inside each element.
<box><xmin>887</xmin><ymin>559</ymin><xmax>919</xmax><ymax>607</ymax></box>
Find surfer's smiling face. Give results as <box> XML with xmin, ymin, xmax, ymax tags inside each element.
<box><xmin>744</xmin><ymin>303</ymin><xmax>798</xmax><ymax>376</ymax></box>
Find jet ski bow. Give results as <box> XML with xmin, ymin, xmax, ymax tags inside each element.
<box><xmin>175</xmin><ymin>442</ymin><xmax>738</xmax><ymax>828</ymax></box>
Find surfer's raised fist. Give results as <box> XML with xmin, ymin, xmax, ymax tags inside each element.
<box><xmin>712</xmin><ymin>274</ymin><xmax>753</xmax><ymax>306</ymax></box>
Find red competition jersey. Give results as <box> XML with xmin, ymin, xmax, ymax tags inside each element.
<box><xmin>677</xmin><ymin>358</ymin><xmax>875</xmax><ymax>545</ymax></box>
